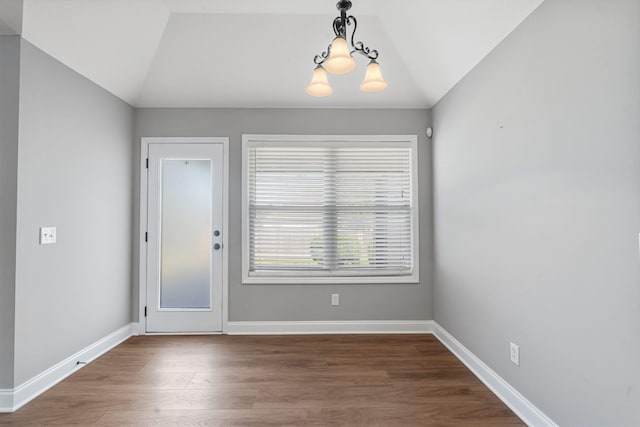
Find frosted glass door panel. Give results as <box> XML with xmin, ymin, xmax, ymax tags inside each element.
<box><xmin>160</xmin><ymin>159</ymin><xmax>212</xmax><ymax>309</ymax></box>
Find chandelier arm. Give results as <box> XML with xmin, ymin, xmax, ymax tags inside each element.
<box><xmin>346</xmin><ymin>15</ymin><xmax>379</xmax><ymax>60</ymax></box>
<box><xmin>313</xmin><ymin>44</ymin><xmax>332</xmax><ymax>65</ymax></box>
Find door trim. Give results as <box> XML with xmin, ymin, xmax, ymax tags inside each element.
<box><xmin>138</xmin><ymin>137</ymin><xmax>229</xmax><ymax>335</ymax></box>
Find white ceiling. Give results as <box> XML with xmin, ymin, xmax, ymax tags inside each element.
<box><xmin>16</xmin><ymin>0</ymin><xmax>543</xmax><ymax>108</ymax></box>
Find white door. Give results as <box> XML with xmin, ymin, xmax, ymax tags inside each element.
<box><xmin>146</xmin><ymin>143</ymin><xmax>223</xmax><ymax>332</ymax></box>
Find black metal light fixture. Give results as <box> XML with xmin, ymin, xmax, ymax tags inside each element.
<box><xmin>306</xmin><ymin>0</ymin><xmax>388</xmax><ymax>97</ymax></box>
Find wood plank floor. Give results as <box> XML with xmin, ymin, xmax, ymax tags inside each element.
<box><xmin>0</xmin><ymin>335</ymin><xmax>524</xmax><ymax>426</ymax></box>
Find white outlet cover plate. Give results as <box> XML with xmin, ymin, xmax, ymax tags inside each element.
<box><xmin>510</xmin><ymin>342</ymin><xmax>520</xmax><ymax>366</ymax></box>
<box><xmin>331</xmin><ymin>294</ymin><xmax>339</xmax><ymax>306</ymax></box>
<box><xmin>40</xmin><ymin>227</ymin><xmax>57</xmax><ymax>244</ymax></box>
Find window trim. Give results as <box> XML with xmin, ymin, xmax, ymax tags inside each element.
<box><xmin>241</xmin><ymin>134</ymin><xmax>419</xmax><ymax>284</ymax></box>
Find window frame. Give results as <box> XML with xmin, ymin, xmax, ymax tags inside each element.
<box><xmin>241</xmin><ymin>134</ymin><xmax>419</xmax><ymax>284</ymax></box>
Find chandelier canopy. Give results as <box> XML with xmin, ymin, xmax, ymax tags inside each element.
<box><xmin>306</xmin><ymin>0</ymin><xmax>388</xmax><ymax>97</ymax></box>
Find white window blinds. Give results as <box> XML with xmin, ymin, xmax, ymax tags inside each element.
<box><xmin>243</xmin><ymin>136</ymin><xmax>418</xmax><ymax>283</ymax></box>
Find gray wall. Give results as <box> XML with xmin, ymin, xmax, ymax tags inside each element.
<box><xmin>13</xmin><ymin>40</ymin><xmax>134</xmax><ymax>385</ymax></box>
<box><xmin>432</xmin><ymin>1</ymin><xmax>640</xmax><ymax>425</ymax></box>
<box><xmin>0</xmin><ymin>35</ymin><xmax>20</xmax><ymax>389</ymax></box>
<box><xmin>135</xmin><ymin>108</ymin><xmax>433</xmax><ymax>322</ymax></box>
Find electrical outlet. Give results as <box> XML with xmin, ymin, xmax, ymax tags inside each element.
<box><xmin>510</xmin><ymin>342</ymin><xmax>520</xmax><ymax>366</ymax></box>
<box><xmin>331</xmin><ymin>293</ymin><xmax>339</xmax><ymax>306</ymax></box>
<box><xmin>40</xmin><ymin>227</ymin><xmax>57</xmax><ymax>245</ymax></box>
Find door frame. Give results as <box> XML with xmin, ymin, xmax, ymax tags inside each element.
<box><xmin>138</xmin><ymin>137</ymin><xmax>229</xmax><ymax>335</ymax></box>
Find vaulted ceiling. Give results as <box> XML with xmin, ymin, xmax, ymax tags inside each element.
<box><xmin>5</xmin><ymin>0</ymin><xmax>544</xmax><ymax>108</ymax></box>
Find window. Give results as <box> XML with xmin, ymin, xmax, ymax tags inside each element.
<box><xmin>242</xmin><ymin>135</ymin><xmax>419</xmax><ymax>284</ymax></box>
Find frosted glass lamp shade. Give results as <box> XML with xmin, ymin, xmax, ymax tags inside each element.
<box><xmin>324</xmin><ymin>37</ymin><xmax>356</xmax><ymax>75</ymax></box>
<box><xmin>360</xmin><ymin>60</ymin><xmax>387</xmax><ymax>93</ymax></box>
<box><xmin>306</xmin><ymin>66</ymin><xmax>333</xmax><ymax>97</ymax></box>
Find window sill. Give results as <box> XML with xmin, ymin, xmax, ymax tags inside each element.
<box><xmin>242</xmin><ymin>274</ymin><xmax>420</xmax><ymax>285</ymax></box>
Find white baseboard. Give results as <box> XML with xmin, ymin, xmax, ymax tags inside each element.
<box><xmin>432</xmin><ymin>322</ymin><xmax>557</xmax><ymax>427</ymax></box>
<box><xmin>0</xmin><ymin>389</ymin><xmax>12</xmax><ymax>412</ymax></box>
<box><xmin>0</xmin><ymin>322</ymin><xmax>134</xmax><ymax>413</ymax></box>
<box><xmin>227</xmin><ymin>320</ymin><xmax>434</xmax><ymax>335</ymax></box>
<box><xmin>131</xmin><ymin>322</ymin><xmax>142</xmax><ymax>336</ymax></box>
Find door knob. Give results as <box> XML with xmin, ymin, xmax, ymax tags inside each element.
<box><xmin>213</xmin><ymin>243</ymin><xmax>221</xmax><ymax>250</ymax></box>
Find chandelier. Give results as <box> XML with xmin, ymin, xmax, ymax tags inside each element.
<box><xmin>306</xmin><ymin>0</ymin><xmax>388</xmax><ymax>97</ymax></box>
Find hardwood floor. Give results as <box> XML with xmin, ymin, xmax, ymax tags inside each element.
<box><xmin>0</xmin><ymin>334</ymin><xmax>524</xmax><ymax>426</ymax></box>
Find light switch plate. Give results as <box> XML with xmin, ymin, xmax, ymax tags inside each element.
<box><xmin>40</xmin><ymin>227</ymin><xmax>56</xmax><ymax>245</ymax></box>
